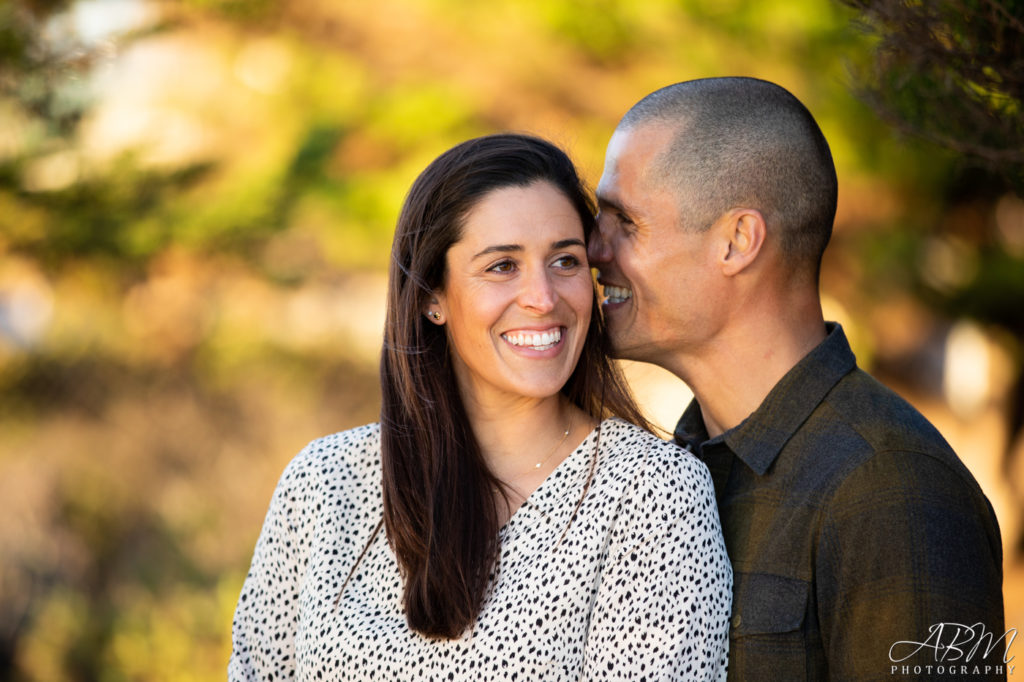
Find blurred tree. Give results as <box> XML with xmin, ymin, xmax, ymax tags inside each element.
<box><xmin>0</xmin><ymin>0</ymin><xmax>79</xmax><ymax>135</ymax></box>
<box><xmin>0</xmin><ymin>0</ymin><xmax>215</xmax><ymax>272</ymax></box>
<box><xmin>843</xmin><ymin>0</ymin><xmax>1024</xmax><ymax>547</ymax></box>
<box><xmin>842</xmin><ymin>0</ymin><xmax>1024</xmax><ymax>188</ymax></box>
<box><xmin>0</xmin><ymin>3</ymin><xmax>238</xmax><ymax>678</ymax></box>
<box><xmin>4</xmin><ymin>0</ymin><xmax>1020</xmax><ymax>678</ymax></box>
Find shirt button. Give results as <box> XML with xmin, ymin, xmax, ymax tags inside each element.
<box><xmin>732</xmin><ymin>613</ymin><xmax>742</xmax><ymax>629</ymax></box>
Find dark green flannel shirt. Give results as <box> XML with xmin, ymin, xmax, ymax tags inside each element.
<box><xmin>675</xmin><ymin>323</ymin><xmax>1006</xmax><ymax>682</ymax></box>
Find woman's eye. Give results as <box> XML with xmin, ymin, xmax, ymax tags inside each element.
<box><xmin>552</xmin><ymin>255</ymin><xmax>581</xmax><ymax>269</ymax></box>
<box><xmin>487</xmin><ymin>260</ymin><xmax>516</xmax><ymax>273</ymax></box>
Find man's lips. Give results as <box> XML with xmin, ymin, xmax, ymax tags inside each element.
<box><xmin>594</xmin><ymin>270</ymin><xmax>633</xmax><ymax>305</ymax></box>
<box><xmin>602</xmin><ymin>284</ymin><xmax>633</xmax><ymax>304</ymax></box>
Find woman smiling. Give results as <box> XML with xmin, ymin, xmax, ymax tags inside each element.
<box><xmin>229</xmin><ymin>134</ymin><xmax>731</xmax><ymax>681</ymax></box>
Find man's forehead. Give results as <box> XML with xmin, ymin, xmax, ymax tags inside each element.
<box><xmin>599</xmin><ymin>122</ymin><xmax>677</xmax><ymax>206</ymax></box>
<box><xmin>610</xmin><ymin>121</ymin><xmax>678</xmax><ymax>157</ymax></box>
<box><xmin>607</xmin><ymin>123</ymin><xmax>677</xmax><ymax>183</ymax></box>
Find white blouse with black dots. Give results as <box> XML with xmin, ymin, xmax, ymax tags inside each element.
<box><xmin>230</xmin><ymin>418</ymin><xmax>731</xmax><ymax>681</ymax></box>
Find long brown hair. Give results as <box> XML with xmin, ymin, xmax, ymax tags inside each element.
<box><xmin>380</xmin><ymin>133</ymin><xmax>648</xmax><ymax>639</ymax></box>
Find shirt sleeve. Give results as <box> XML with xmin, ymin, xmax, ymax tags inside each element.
<box><xmin>229</xmin><ymin>446</ymin><xmax>317</xmax><ymax>681</ymax></box>
<box><xmin>582</xmin><ymin>444</ymin><xmax>732</xmax><ymax>682</ymax></box>
<box><xmin>816</xmin><ymin>449</ymin><xmax>1005</xmax><ymax>681</ymax></box>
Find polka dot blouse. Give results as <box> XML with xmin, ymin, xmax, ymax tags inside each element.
<box><xmin>230</xmin><ymin>418</ymin><xmax>731</xmax><ymax>681</ymax></box>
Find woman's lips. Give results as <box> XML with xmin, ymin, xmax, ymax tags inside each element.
<box><xmin>500</xmin><ymin>326</ymin><xmax>564</xmax><ymax>351</ymax></box>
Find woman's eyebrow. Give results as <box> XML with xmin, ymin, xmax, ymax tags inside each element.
<box><xmin>473</xmin><ymin>238</ymin><xmax>584</xmax><ymax>260</ymax></box>
<box><xmin>552</xmin><ymin>238</ymin><xmax>585</xmax><ymax>250</ymax></box>
<box><xmin>472</xmin><ymin>244</ymin><xmax>522</xmax><ymax>260</ymax></box>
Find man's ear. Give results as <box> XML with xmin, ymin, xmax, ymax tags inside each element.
<box><xmin>718</xmin><ymin>208</ymin><xmax>766</xmax><ymax>276</ymax></box>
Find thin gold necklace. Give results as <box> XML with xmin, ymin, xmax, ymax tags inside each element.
<box><xmin>508</xmin><ymin>411</ymin><xmax>573</xmax><ymax>483</ymax></box>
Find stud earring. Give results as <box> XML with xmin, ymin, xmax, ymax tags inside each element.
<box><xmin>428</xmin><ymin>311</ymin><xmax>441</xmax><ymax>321</ymax></box>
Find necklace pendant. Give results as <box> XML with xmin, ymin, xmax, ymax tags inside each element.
<box><xmin>534</xmin><ymin>462</ymin><xmax>542</xmax><ymax>469</ymax></box>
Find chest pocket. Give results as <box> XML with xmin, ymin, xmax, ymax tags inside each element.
<box><xmin>730</xmin><ymin>572</ymin><xmax>810</xmax><ymax>682</ymax></box>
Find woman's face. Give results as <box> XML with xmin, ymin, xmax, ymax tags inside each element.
<box><xmin>433</xmin><ymin>180</ymin><xmax>593</xmax><ymax>409</ymax></box>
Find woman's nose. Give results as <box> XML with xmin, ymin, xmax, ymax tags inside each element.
<box><xmin>518</xmin><ymin>269</ymin><xmax>558</xmax><ymax>313</ymax></box>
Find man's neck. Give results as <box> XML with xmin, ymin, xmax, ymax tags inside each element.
<box><xmin>671</xmin><ymin>310</ymin><xmax>827</xmax><ymax>439</ymax></box>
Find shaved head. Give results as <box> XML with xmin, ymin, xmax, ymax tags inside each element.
<box><xmin>619</xmin><ymin>77</ymin><xmax>838</xmax><ymax>273</ymax></box>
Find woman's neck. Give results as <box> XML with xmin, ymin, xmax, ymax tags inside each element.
<box><xmin>461</xmin><ymin>392</ymin><xmax>592</xmax><ymax>516</ymax></box>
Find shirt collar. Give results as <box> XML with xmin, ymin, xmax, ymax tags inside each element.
<box><xmin>675</xmin><ymin>322</ymin><xmax>856</xmax><ymax>476</ymax></box>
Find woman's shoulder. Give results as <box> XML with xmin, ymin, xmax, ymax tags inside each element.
<box><xmin>597</xmin><ymin>417</ymin><xmax>715</xmax><ymax>502</ymax></box>
<box><xmin>278</xmin><ymin>422</ymin><xmax>381</xmax><ymax>490</ymax></box>
<box><xmin>302</xmin><ymin>422</ymin><xmax>381</xmax><ymax>459</ymax></box>
<box><xmin>599</xmin><ymin>418</ymin><xmax>702</xmax><ymax>468</ymax></box>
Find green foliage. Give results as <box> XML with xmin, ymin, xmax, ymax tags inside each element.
<box><xmin>4</xmin><ymin>160</ymin><xmax>216</xmax><ymax>268</ymax></box>
<box><xmin>177</xmin><ymin>0</ymin><xmax>278</xmax><ymax>23</ymax></box>
<box><xmin>843</xmin><ymin>0</ymin><xmax>1024</xmax><ymax>187</ymax></box>
<box><xmin>3</xmin><ymin>0</ymin><xmax>1018</xmax><ymax>679</ymax></box>
<box><xmin>842</xmin><ymin>0</ymin><xmax>1024</xmax><ymax>335</ymax></box>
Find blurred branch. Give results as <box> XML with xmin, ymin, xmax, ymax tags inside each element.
<box><xmin>842</xmin><ymin>0</ymin><xmax>1024</xmax><ymax>186</ymax></box>
<box><xmin>0</xmin><ymin>0</ymin><xmax>93</xmax><ymax>135</ymax></box>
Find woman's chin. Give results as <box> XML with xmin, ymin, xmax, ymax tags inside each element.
<box><xmin>503</xmin><ymin>371</ymin><xmax>577</xmax><ymax>401</ymax></box>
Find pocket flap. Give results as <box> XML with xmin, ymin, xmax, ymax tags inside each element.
<box><xmin>732</xmin><ymin>572</ymin><xmax>809</xmax><ymax>635</ymax></box>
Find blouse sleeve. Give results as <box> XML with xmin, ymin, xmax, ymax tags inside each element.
<box><xmin>229</xmin><ymin>445</ymin><xmax>317</xmax><ymax>681</ymax></box>
<box><xmin>582</xmin><ymin>442</ymin><xmax>732</xmax><ymax>682</ymax></box>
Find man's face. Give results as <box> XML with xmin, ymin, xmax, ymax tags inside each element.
<box><xmin>590</xmin><ymin>123</ymin><xmax>723</xmax><ymax>366</ymax></box>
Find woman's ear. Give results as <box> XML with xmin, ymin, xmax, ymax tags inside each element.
<box><xmin>718</xmin><ymin>208</ymin><xmax>766</xmax><ymax>276</ymax></box>
<box><xmin>423</xmin><ymin>294</ymin><xmax>445</xmax><ymax>325</ymax></box>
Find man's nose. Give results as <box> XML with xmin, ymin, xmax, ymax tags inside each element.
<box><xmin>588</xmin><ymin>215</ymin><xmax>612</xmax><ymax>264</ymax></box>
<box><xmin>518</xmin><ymin>268</ymin><xmax>558</xmax><ymax>313</ymax></box>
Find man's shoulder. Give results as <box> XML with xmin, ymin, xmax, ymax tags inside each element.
<box><xmin>771</xmin><ymin>365</ymin><xmax>990</xmax><ymax>504</ymax></box>
<box><xmin>809</xmin><ymin>368</ymin><xmax>994</xmax><ymax>506</ymax></box>
<box><xmin>821</xmin><ymin>366</ymin><xmax>955</xmax><ymax>457</ymax></box>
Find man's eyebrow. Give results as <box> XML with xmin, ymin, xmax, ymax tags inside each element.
<box><xmin>596</xmin><ymin>192</ymin><xmax>635</xmax><ymax>216</ymax></box>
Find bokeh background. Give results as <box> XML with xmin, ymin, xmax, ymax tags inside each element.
<box><xmin>1</xmin><ymin>0</ymin><xmax>1022</xmax><ymax>678</ymax></box>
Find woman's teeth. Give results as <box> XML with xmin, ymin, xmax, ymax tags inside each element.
<box><xmin>502</xmin><ymin>329</ymin><xmax>562</xmax><ymax>350</ymax></box>
<box><xmin>604</xmin><ymin>285</ymin><xmax>633</xmax><ymax>304</ymax></box>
